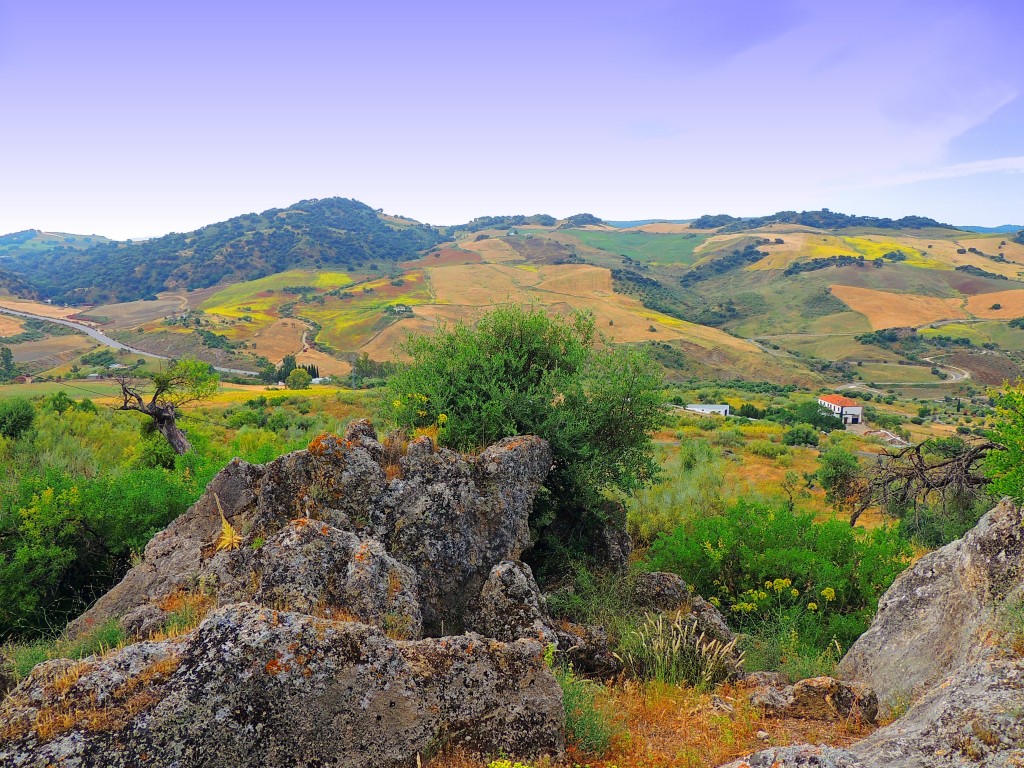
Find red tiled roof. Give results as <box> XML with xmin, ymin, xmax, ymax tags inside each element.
<box><xmin>819</xmin><ymin>394</ymin><xmax>860</xmax><ymax>407</ymax></box>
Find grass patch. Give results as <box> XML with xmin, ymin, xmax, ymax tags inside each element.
<box><xmin>4</xmin><ymin>618</ymin><xmax>128</xmax><ymax>681</ymax></box>
<box><xmin>573</xmin><ymin>230</ymin><xmax>708</xmax><ymax>265</ymax></box>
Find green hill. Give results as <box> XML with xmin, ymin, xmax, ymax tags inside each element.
<box><xmin>0</xmin><ymin>229</ymin><xmax>111</xmax><ymax>258</ymax></box>
<box><xmin>3</xmin><ymin>198</ymin><xmax>447</xmax><ymax>304</ymax></box>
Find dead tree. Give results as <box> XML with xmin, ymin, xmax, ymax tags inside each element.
<box><xmin>849</xmin><ymin>438</ymin><xmax>998</xmax><ymax>527</ymax></box>
<box><xmin>114</xmin><ymin>359</ymin><xmax>217</xmax><ymax>454</ymax></box>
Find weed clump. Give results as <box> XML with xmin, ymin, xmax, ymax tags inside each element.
<box><xmin>618</xmin><ymin>611</ymin><xmax>743</xmax><ymax>689</ymax></box>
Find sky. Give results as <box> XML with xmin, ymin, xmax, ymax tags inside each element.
<box><xmin>1</xmin><ymin>0</ymin><xmax>1022</xmax><ymax>238</ymax></box>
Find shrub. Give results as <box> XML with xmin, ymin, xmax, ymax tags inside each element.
<box><xmin>381</xmin><ymin>305</ymin><xmax>666</xmax><ymax>572</ymax></box>
<box><xmin>782</xmin><ymin>423</ymin><xmax>819</xmax><ymax>446</ymax></box>
<box><xmin>0</xmin><ymin>398</ymin><xmax>35</xmax><ymax>440</ymax></box>
<box><xmin>618</xmin><ymin>611</ymin><xmax>744</xmax><ymax>688</ymax></box>
<box><xmin>748</xmin><ymin>439</ymin><xmax>788</xmax><ymax>459</ymax></box>
<box><xmin>627</xmin><ymin>441</ymin><xmax>725</xmax><ymax>544</ymax></box>
<box><xmin>645</xmin><ymin>500</ymin><xmax>910</xmax><ymax>651</ymax></box>
<box><xmin>553</xmin><ymin>661</ymin><xmax>622</xmax><ymax>756</ymax></box>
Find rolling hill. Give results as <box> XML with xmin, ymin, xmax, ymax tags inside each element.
<box><xmin>3</xmin><ymin>201</ymin><xmax>1024</xmax><ymax>391</ymax></box>
<box><xmin>0</xmin><ymin>198</ymin><xmax>446</xmax><ymax>304</ymax></box>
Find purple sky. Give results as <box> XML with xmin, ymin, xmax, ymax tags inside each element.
<box><xmin>2</xmin><ymin>0</ymin><xmax>1022</xmax><ymax>238</ymax></box>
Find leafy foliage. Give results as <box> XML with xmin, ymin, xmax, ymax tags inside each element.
<box><xmin>645</xmin><ymin>500</ymin><xmax>910</xmax><ymax>651</ymax></box>
<box><xmin>985</xmin><ymin>380</ymin><xmax>1024</xmax><ymax>503</ymax></box>
<box><xmin>382</xmin><ymin>305</ymin><xmax>666</xmax><ymax>570</ymax></box>
<box><xmin>0</xmin><ymin>398</ymin><xmax>35</xmax><ymax>439</ymax></box>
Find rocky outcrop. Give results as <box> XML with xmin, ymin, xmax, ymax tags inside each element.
<box><xmin>67</xmin><ymin>421</ymin><xmax>553</xmax><ymax>640</ymax></box>
<box><xmin>5</xmin><ymin>422</ymin><xmax>566</xmax><ymax>765</ymax></box>
<box><xmin>836</xmin><ymin>498</ymin><xmax>1024</xmax><ymax>705</ymax></box>
<box><xmin>0</xmin><ymin>603</ymin><xmax>564</xmax><ymax>767</ymax></box>
<box><xmin>749</xmin><ymin>676</ymin><xmax>878</xmax><ymax>724</ymax></box>
<box><xmin>723</xmin><ymin>500</ymin><xmax>1024</xmax><ymax>768</ymax></box>
<box><xmin>466</xmin><ymin>560</ymin><xmax>556</xmax><ymax>645</ymax></box>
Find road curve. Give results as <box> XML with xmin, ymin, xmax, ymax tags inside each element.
<box><xmin>0</xmin><ymin>307</ymin><xmax>259</xmax><ymax>376</ymax></box>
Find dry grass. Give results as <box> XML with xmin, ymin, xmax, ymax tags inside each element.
<box><xmin>427</xmin><ymin>681</ymin><xmax>879</xmax><ymax>768</ymax></box>
<box><xmin>964</xmin><ymin>289</ymin><xmax>1024</xmax><ymax>319</ymax></box>
<box><xmin>829</xmin><ymin>285</ymin><xmax>967</xmax><ymax>329</ymax></box>
<box><xmin>0</xmin><ymin>314</ymin><xmax>25</xmax><ymax>335</ymax></box>
<box><xmin>0</xmin><ymin>297</ymin><xmax>82</xmax><ymax>319</ymax></box>
<box><xmin>456</xmin><ymin>238</ymin><xmax>524</xmax><ymax>264</ymax></box>
<box><xmin>249</xmin><ymin>318</ymin><xmax>306</xmax><ymax>362</ymax></box>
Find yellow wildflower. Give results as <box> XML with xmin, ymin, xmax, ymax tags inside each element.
<box><xmin>821</xmin><ymin>587</ymin><xmax>836</xmax><ymax>602</ymax></box>
<box><xmin>807</xmin><ymin>602</ymin><xmax>818</xmax><ymax>611</ymax></box>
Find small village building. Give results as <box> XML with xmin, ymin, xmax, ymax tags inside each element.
<box><xmin>818</xmin><ymin>394</ymin><xmax>863</xmax><ymax>425</ymax></box>
<box><xmin>685</xmin><ymin>403</ymin><xmax>730</xmax><ymax>417</ymax></box>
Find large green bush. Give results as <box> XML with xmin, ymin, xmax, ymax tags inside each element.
<box><xmin>0</xmin><ymin>398</ymin><xmax>35</xmax><ymax>439</ymax></box>
<box><xmin>645</xmin><ymin>500</ymin><xmax>910</xmax><ymax>651</ymax></box>
<box><xmin>381</xmin><ymin>305</ymin><xmax>666</xmax><ymax>570</ymax></box>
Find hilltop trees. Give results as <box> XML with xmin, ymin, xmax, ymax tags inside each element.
<box><xmin>382</xmin><ymin>305</ymin><xmax>666</xmax><ymax>572</ymax></box>
<box><xmin>115</xmin><ymin>358</ymin><xmax>218</xmax><ymax>454</ymax></box>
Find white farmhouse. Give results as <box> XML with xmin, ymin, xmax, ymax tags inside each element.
<box><xmin>684</xmin><ymin>403</ymin><xmax>730</xmax><ymax>417</ymax></box>
<box><xmin>818</xmin><ymin>394</ymin><xmax>863</xmax><ymax>425</ymax></box>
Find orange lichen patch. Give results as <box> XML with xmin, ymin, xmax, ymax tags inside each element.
<box><xmin>264</xmin><ymin>656</ymin><xmax>292</xmax><ymax>676</ymax></box>
<box><xmin>307</xmin><ymin>432</ymin><xmax>344</xmax><ymax>456</ymax></box>
<box><xmin>2</xmin><ymin>655</ymin><xmax>180</xmax><ymax>743</ymax></box>
<box><xmin>829</xmin><ymin>284</ymin><xmax>967</xmax><ymax>329</ymax></box>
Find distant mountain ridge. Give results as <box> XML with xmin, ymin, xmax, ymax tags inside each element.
<box><xmin>1</xmin><ymin>198</ymin><xmax>446</xmax><ymax>304</ymax></box>
<box><xmin>691</xmin><ymin>209</ymin><xmax>954</xmax><ymax>232</ymax></box>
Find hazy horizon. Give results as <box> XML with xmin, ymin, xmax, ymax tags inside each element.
<box><xmin>2</xmin><ymin>0</ymin><xmax>1022</xmax><ymax>238</ymax></box>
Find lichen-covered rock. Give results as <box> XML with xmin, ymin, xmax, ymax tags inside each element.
<box><xmin>0</xmin><ymin>603</ymin><xmax>565</xmax><ymax>767</ymax></box>
<box><xmin>378</xmin><ymin>435</ymin><xmax>553</xmax><ymax>634</ymax></box>
<box><xmin>68</xmin><ymin>422</ymin><xmax>552</xmax><ymax>640</ymax></box>
<box><xmin>718</xmin><ymin>745</ymin><xmax>864</xmax><ymax>767</ymax></box>
<box><xmin>848</xmin><ymin>654</ymin><xmax>1024</xmax><ymax>767</ymax></box>
<box><xmin>633</xmin><ymin>571</ymin><xmax>690</xmax><ymax>611</ymax></box>
<box><xmin>466</xmin><ymin>560</ymin><xmax>556</xmax><ymax>644</ymax></box>
<box><xmin>553</xmin><ymin>622</ymin><xmax>623</xmax><ymax>678</ymax></box>
<box><xmin>251</xmin><ymin>519</ymin><xmax>422</xmax><ymax>638</ymax></box>
<box><xmin>750</xmin><ymin>677</ymin><xmax>878</xmax><ymax>724</ymax></box>
<box><xmin>837</xmin><ymin>498</ymin><xmax>1024</xmax><ymax>705</ymax></box>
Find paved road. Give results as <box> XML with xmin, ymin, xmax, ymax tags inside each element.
<box><xmin>0</xmin><ymin>307</ymin><xmax>259</xmax><ymax>376</ymax></box>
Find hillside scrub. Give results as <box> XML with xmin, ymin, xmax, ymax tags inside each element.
<box><xmin>645</xmin><ymin>500</ymin><xmax>911</xmax><ymax>655</ymax></box>
<box><xmin>0</xmin><ymin>392</ymin><xmax>361</xmax><ymax>638</ymax></box>
<box><xmin>381</xmin><ymin>305</ymin><xmax>666</xmax><ymax>572</ymax></box>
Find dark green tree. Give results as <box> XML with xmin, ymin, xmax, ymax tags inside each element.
<box><xmin>381</xmin><ymin>305</ymin><xmax>666</xmax><ymax>572</ymax></box>
<box><xmin>0</xmin><ymin>398</ymin><xmax>35</xmax><ymax>439</ymax></box>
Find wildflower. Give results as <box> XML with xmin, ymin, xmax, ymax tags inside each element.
<box><xmin>791</xmin><ymin>588</ymin><xmax>799</xmax><ymax>598</ymax></box>
<box><xmin>709</xmin><ymin>596</ymin><xmax>721</xmax><ymax>607</ymax></box>
<box><xmin>821</xmin><ymin>587</ymin><xmax>836</xmax><ymax>602</ymax></box>
<box><xmin>807</xmin><ymin>602</ymin><xmax>818</xmax><ymax>611</ymax></box>
<box><xmin>437</xmin><ymin>413</ymin><xmax>448</xmax><ymax>425</ymax></box>
<box><xmin>392</xmin><ymin>399</ymin><xmax>402</xmax><ymax>409</ymax></box>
